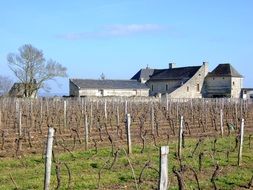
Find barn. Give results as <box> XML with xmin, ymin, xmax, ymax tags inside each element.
<box><xmin>69</xmin><ymin>79</ymin><xmax>149</xmax><ymax>97</ymax></box>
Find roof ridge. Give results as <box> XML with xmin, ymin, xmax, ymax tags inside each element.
<box><xmin>71</xmin><ymin>78</ymin><xmax>137</xmax><ymax>81</ymax></box>
<box><xmin>208</xmin><ymin>63</ymin><xmax>242</xmax><ymax>77</ymax></box>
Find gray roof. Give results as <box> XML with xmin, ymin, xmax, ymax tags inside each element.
<box><xmin>242</xmin><ymin>88</ymin><xmax>253</xmax><ymax>91</ymax></box>
<box><xmin>9</xmin><ymin>83</ymin><xmax>37</xmax><ymax>97</ymax></box>
<box><xmin>207</xmin><ymin>64</ymin><xmax>243</xmax><ymax>78</ymax></box>
<box><xmin>131</xmin><ymin>68</ymin><xmax>155</xmax><ymax>81</ymax></box>
<box><xmin>149</xmin><ymin>66</ymin><xmax>201</xmax><ymax>80</ymax></box>
<box><xmin>8</xmin><ymin>83</ymin><xmax>24</xmax><ymax>97</ymax></box>
<box><xmin>70</xmin><ymin>79</ymin><xmax>149</xmax><ymax>89</ymax></box>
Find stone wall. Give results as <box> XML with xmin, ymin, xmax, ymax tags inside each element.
<box><xmin>147</xmin><ymin>63</ymin><xmax>208</xmax><ymax>98</ymax></box>
<box><xmin>71</xmin><ymin>87</ymin><xmax>149</xmax><ymax>97</ymax></box>
<box><xmin>231</xmin><ymin>77</ymin><xmax>243</xmax><ymax>98</ymax></box>
<box><xmin>167</xmin><ymin>64</ymin><xmax>207</xmax><ymax>98</ymax></box>
<box><xmin>205</xmin><ymin>76</ymin><xmax>231</xmax><ymax>97</ymax></box>
<box><xmin>69</xmin><ymin>79</ymin><xmax>149</xmax><ymax>97</ymax></box>
<box><xmin>147</xmin><ymin>80</ymin><xmax>181</xmax><ymax>96</ymax></box>
<box><xmin>106</xmin><ymin>89</ymin><xmax>149</xmax><ymax>97</ymax></box>
<box><xmin>204</xmin><ymin>76</ymin><xmax>242</xmax><ymax>98</ymax></box>
<box><xmin>69</xmin><ymin>80</ymin><xmax>79</xmax><ymax>97</ymax></box>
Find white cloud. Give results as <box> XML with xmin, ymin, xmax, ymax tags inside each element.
<box><xmin>56</xmin><ymin>24</ymin><xmax>166</xmax><ymax>40</ymax></box>
<box><xmin>104</xmin><ymin>24</ymin><xmax>164</xmax><ymax>36</ymax></box>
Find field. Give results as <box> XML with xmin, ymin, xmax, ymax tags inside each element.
<box><xmin>0</xmin><ymin>97</ymin><xmax>252</xmax><ymax>189</ymax></box>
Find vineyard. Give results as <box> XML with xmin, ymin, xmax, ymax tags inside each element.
<box><xmin>0</xmin><ymin>97</ymin><xmax>252</xmax><ymax>189</ymax></box>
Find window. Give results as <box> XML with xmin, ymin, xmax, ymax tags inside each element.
<box><xmin>151</xmin><ymin>85</ymin><xmax>154</xmax><ymax>91</ymax></box>
<box><xmin>197</xmin><ymin>84</ymin><xmax>200</xmax><ymax>92</ymax></box>
<box><xmin>166</xmin><ymin>84</ymin><xmax>168</xmax><ymax>91</ymax></box>
<box><xmin>187</xmin><ymin>86</ymin><xmax>189</xmax><ymax>92</ymax></box>
<box><xmin>233</xmin><ymin>81</ymin><xmax>235</xmax><ymax>86</ymax></box>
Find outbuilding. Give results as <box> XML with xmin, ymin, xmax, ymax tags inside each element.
<box><xmin>69</xmin><ymin>79</ymin><xmax>149</xmax><ymax>97</ymax></box>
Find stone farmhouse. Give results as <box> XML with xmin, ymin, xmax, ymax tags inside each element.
<box><xmin>69</xmin><ymin>79</ymin><xmax>149</xmax><ymax>97</ymax></box>
<box><xmin>69</xmin><ymin>62</ymin><xmax>243</xmax><ymax>98</ymax></box>
<box><xmin>131</xmin><ymin>62</ymin><xmax>243</xmax><ymax>98</ymax></box>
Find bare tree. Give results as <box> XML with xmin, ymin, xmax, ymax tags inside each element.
<box><xmin>7</xmin><ymin>44</ymin><xmax>67</xmax><ymax>97</ymax></box>
<box><xmin>0</xmin><ymin>75</ymin><xmax>13</xmax><ymax>96</ymax></box>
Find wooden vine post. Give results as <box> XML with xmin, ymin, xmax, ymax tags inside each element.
<box><xmin>235</xmin><ymin>102</ymin><xmax>238</xmax><ymax>129</ymax></box>
<box><xmin>126</xmin><ymin>113</ymin><xmax>132</xmax><ymax>155</ymax></box>
<box><xmin>104</xmin><ymin>101</ymin><xmax>107</xmax><ymax>121</ymax></box>
<box><xmin>116</xmin><ymin>106</ymin><xmax>120</xmax><ymax>126</ymax></box>
<box><xmin>238</xmin><ymin>118</ymin><xmax>245</xmax><ymax>166</ymax></box>
<box><xmin>90</xmin><ymin>103</ymin><xmax>93</xmax><ymax>133</ymax></box>
<box><xmin>159</xmin><ymin>146</ymin><xmax>169</xmax><ymax>190</ymax></box>
<box><xmin>15</xmin><ymin>99</ymin><xmax>19</xmax><ymax>131</ymax></box>
<box><xmin>151</xmin><ymin>104</ymin><xmax>155</xmax><ymax>135</ymax></box>
<box><xmin>19</xmin><ymin>109</ymin><xmax>22</xmax><ymax>137</ymax></box>
<box><xmin>176</xmin><ymin>104</ymin><xmax>179</xmax><ymax>125</ymax></box>
<box><xmin>44</xmin><ymin>127</ymin><xmax>55</xmax><ymax>190</ymax></box>
<box><xmin>40</xmin><ymin>99</ymin><xmax>43</xmax><ymax>122</ymax></box>
<box><xmin>166</xmin><ymin>95</ymin><xmax>169</xmax><ymax>112</ymax></box>
<box><xmin>16</xmin><ymin>106</ymin><xmax>23</xmax><ymax>152</ymax></box>
<box><xmin>30</xmin><ymin>100</ymin><xmax>33</xmax><ymax>128</ymax></box>
<box><xmin>178</xmin><ymin>116</ymin><xmax>184</xmax><ymax>159</ymax></box>
<box><xmin>81</xmin><ymin>98</ymin><xmax>84</xmax><ymax>115</ymax></box>
<box><xmin>84</xmin><ymin>114</ymin><xmax>89</xmax><ymax>150</ymax></box>
<box><xmin>64</xmin><ymin>100</ymin><xmax>67</xmax><ymax>128</ymax></box>
<box><xmin>46</xmin><ymin>99</ymin><xmax>49</xmax><ymax>114</ymax></box>
<box><xmin>220</xmin><ymin>109</ymin><xmax>224</xmax><ymax>137</ymax></box>
<box><xmin>80</xmin><ymin>98</ymin><xmax>86</xmax><ymax>115</ymax></box>
<box><xmin>240</xmin><ymin>100</ymin><xmax>243</xmax><ymax>119</ymax></box>
<box><xmin>125</xmin><ymin>100</ymin><xmax>128</xmax><ymax>115</ymax></box>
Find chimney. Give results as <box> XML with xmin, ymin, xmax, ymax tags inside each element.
<box><xmin>202</xmin><ymin>61</ymin><xmax>209</xmax><ymax>76</ymax></box>
<box><xmin>203</xmin><ymin>61</ymin><xmax>208</xmax><ymax>66</ymax></box>
<box><xmin>169</xmin><ymin>63</ymin><xmax>176</xmax><ymax>69</ymax></box>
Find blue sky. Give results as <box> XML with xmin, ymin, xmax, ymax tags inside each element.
<box><xmin>1</xmin><ymin>0</ymin><xmax>253</xmax><ymax>95</ymax></box>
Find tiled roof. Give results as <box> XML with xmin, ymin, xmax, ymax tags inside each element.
<box><xmin>70</xmin><ymin>79</ymin><xmax>149</xmax><ymax>89</ymax></box>
<box><xmin>207</xmin><ymin>64</ymin><xmax>243</xmax><ymax>77</ymax></box>
<box><xmin>149</xmin><ymin>66</ymin><xmax>201</xmax><ymax>80</ymax></box>
<box><xmin>8</xmin><ymin>83</ymin><xmax>24</xmax><ymax>96</ymax></box>
<box><xmin>131</xmin><ymin>68</ymin><xmax>155</xmax><ymax>81</ymax></box>
<box><xmin>8</xmin><ymin>83</ymin><xmax>37</xmax><ymax>97</ymax></box>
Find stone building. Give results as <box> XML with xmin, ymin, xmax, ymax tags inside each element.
<box><xmin>204</xmin><ymin>64</ymin><xmax>243</xmax><ymax>98</ymax></box>
<box><xmin>69</xmin><ymin>79</ymin><xmax>149</xmax><ymax>97</ymax></box>
<box><xmin>132</xmin><ymin>62</ymin><xmax>243</xmax><ymax>99</ymax></box>
<box><xmin>8</xmin><ymin>83</ymin><xmax>37</xmax><ymax>98</ymax></box>
<box><xmin>132</xmin><ymin>62</ymin><xmax>208</xmax><ymax>98</ymax></box>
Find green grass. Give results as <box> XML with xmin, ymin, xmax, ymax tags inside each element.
<box><xmin>0</xmin><ymin>136</ymin><xmax>252</xmax><ymax>189</ymax></box>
